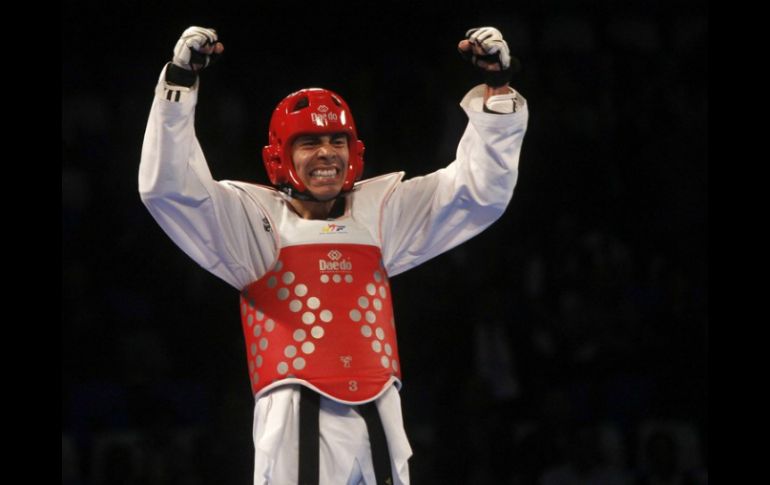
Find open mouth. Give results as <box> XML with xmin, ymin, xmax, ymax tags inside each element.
<box><xmin>310</xmin><ymin>167</ymin><xmax>340</xmax><ymax>179</ymax></box>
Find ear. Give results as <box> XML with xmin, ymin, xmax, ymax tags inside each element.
<box><xmin>262</xmin><ymin>145</ymin><xmax>283</xmax><ymax>184</ymax></box>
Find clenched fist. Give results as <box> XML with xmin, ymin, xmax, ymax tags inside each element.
<box><xmin>166</xmin><ymin>26</ymin><xmax>224</xmax><ymax>87</ymax></box>
<box><xmin>458</xmin><ymin>27</ymin><xmax>520</xmax><ymax>87</ymax></box>
<box><xmin>172</xmin><ymin>26</ymin><xmax>224</xmax><ymax>71</ymax></box>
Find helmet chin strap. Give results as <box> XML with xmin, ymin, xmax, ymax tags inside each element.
<box><xmin>279</xmin><ymin>184</ymin><xmax>346</xmax><ymax>203</ymax></box>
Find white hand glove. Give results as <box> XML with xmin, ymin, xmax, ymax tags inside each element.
<box><xmin>465</xmin><ymin>26</ymin><xmax>511</xmax><ymax>70</ymax></box>
<box><xmin>172</xmin><ymin>26</ymin><xmax>219</xmax><ymax>72</ymax></box>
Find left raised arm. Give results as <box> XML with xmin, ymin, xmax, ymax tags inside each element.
<box><xmin>380</xmin><ymin>27</ymin><xmax>529</xmax><ymax>276</ymax></box>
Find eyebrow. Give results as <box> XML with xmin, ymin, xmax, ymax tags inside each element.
<box><xmin>295</xmin><ymin>133</ymin><xmax>348</xmax><ymax>143</ymax></box>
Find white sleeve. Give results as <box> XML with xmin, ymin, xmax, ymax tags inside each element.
<box><xmin>381</xmin><ymin>84</ymin><xmax>529</xmax><ymax>277</ymax></box>
<box><xmin>138</xmin><ymin>64</ymin><xmax>278</xmax><ymax>289</ymax></box>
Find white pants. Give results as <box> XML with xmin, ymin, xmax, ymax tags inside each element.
<box><xmin>252</xmin><ymin>384</ymin><xmax>412</xmax><ymax>484</ymax></box>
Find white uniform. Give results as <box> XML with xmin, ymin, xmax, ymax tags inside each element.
<box><xmin>139</xmin><ymin>64</ymin><xmax>528</xmax><ymax>485</ymax></box>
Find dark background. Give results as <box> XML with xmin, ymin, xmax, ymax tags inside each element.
<box><xmin>63</xmin><ymin>1</ymin><xmax>707</xmax><ymax>484</ymax></box>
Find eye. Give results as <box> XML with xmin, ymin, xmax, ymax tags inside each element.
<box><xmin>298</xmin><ymin>138</ymin><xmax>317</xmax><ymax>147</ymax></box>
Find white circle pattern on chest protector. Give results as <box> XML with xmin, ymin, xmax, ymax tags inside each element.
<box><xmin>256</xmin><ymin>262</ymin><xmax>326</xmax><ymax>378</ymax></box>
<box><xmin>333</xmin><ymin>274</ymin><xmax>342</xmax><ymax>283</ymax></box>
<box><xmin>284</xmin><ymin>345</ymin><xmax>297</xmax><ymax>358</ymax></box>
<box><xmin>353</xmin><ymin>277</ymin><xmax>398</xmax><ymax>376</ymax></box>
<box><xmin>345</xmin><ymin>275</ymin><xmax>354</xmax><ymax>283</ymax></box>
<box><xmin>266</xmin><ymin>319</ymin><xmax>275</xmax><ymax>332</ymax></box>
<box><xmin>302</xmin><ymin>341</ymin><xmax>315</xmax><ymax>354</ymax></box>
<box><xmin>293</xmin><ymin>329</ymin><xmax>306</xmax><ymax>342</ymax></box>
<box><xmin>311</xmin><ymin>326</ymin><xmax>324</xmax><ymax>339</ymax></box>
<box><xmin>253</xmin><ymin>325</ymin><xmax>262</xmax><ymax>337</ymax></box>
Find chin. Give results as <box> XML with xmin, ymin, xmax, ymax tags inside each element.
<box><xmin>310</xmin><ymin>188</ymin><xmax>342</xmax><ymax>201</ymax></box>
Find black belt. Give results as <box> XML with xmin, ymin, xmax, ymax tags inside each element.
<box><xmin>298</xmin><ymin>386</ymin><xmax>394</xmax><ymax>485</ymax></box>
<box><xmin>298</xmin><ymin>386</ymin><xmax>320</xmax><ymax>485</ymax></box>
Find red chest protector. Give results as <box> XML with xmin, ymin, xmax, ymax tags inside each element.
<box><xmin>240</xmin><ymin>242</ymin><xmax>402</xmax><ymax>404</ymax></box>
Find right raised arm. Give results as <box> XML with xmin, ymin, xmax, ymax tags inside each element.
<box><xmin>139</xmin><ymin>27</ymin><xmax>277</xmax><ymax>289</ymax></box>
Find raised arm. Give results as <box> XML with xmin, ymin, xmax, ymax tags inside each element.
<box><xmin>381</xmin><ymin>27</ymin><xmax>529</xmax><ymax>276</ymax></box>
<box><xmin>139</xmin><ymin>27</ymin><xmax>277</xmax><ymax>289</ymax></box>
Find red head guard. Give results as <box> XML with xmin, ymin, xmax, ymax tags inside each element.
<box><xmin>262</xmin><ymin>88</ymin><xmax>365</xmax><ymax>196</ymax></box>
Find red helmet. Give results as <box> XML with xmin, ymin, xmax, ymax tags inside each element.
<box><xmin>262</xmin><ymin>88</ymin><xmax>365</xmax><ymax>196</ymax></box>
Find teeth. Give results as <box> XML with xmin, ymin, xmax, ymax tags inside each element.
<box><xmin>311</xmin><ymin>168</ymin><xmax>337</xmax><ymax>178</ymax></box>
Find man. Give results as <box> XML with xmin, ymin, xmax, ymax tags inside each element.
<box><xmin>139</xmin><ymin>25</ymin><xmax>528</xmax><ymax>485</ymax></box>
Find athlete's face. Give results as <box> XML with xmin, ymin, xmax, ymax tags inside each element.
<box><xmin>291</xmin><ymin>133</ymin><xmax>349</xmax><ymax>201</ymax></box>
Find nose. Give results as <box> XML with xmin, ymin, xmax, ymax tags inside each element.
<box><xmin>316</xmin><ymin>139</ymin><xmax>335</xmax><ymax>158</ymax></box>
